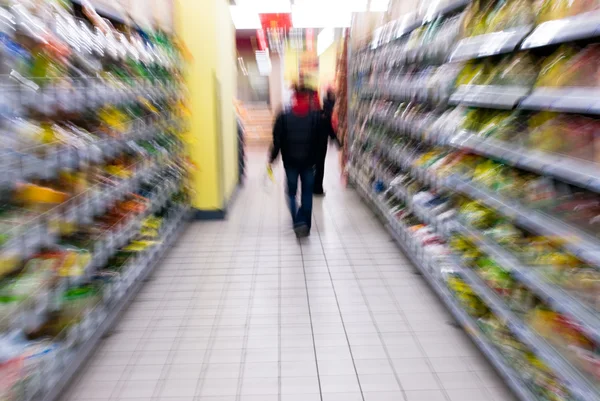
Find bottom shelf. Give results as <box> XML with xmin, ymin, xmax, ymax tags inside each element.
<box><xmin>37</xmin><ymin>206</ymin><xmax>191</xmax><ymax>401</ymax></box>
<box><xmin>351</xmin><ymin>176</ymin><xmax>538</xmax><ymax>401</ymax></box>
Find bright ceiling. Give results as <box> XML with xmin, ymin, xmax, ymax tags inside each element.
<box><xmin>230</xmin><ymin>0</ymin><xmax>390</xmax><ymax>29</ymax></box>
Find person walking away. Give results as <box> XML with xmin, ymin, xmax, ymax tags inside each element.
<box><xmin>314</xmin><ymin>88</ymin><xmax>337</xmax><ymax>195</ymax></box>
<box><xmin>269</xmin><ymin>86</ymin><xmax>321</xmax><ymax>238</ymax></box>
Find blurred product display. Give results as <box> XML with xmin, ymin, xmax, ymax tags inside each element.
<box><xmin>0</xmin><ymin>1</ymin><xmax>189</xmax><ymax>401</ymax></box>
<box><xmin>348</xmin><ymin>1</ymin><xmax>600</xmax><ymax>400</ymax></box>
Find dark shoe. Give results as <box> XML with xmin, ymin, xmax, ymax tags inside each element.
<box><xmin>294</xmin><ymin>224</ymin><xmax>310</xmax><ymax>238</ymax></box>
<box><xmin>313</xmin><ymin>190</ymin><xmax>326</xmax><ymax>196</ymax></box>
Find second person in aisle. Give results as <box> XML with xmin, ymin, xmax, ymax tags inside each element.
<box><xmin>269</xmin><ymin>85</ymin><xmax>323</xmax><ymax>238</ymax></box>
<box><xmin>314</xmin><ymin>88</ymin><xmax>338</xmax><ymax>195</ymax></box>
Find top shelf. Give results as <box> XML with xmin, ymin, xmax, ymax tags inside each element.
<box><xmin>371</xmin><ymin>0</ymin><xmax>471</xmax><ymax>49</ymax></box>
<box><xmin>371</xmin><ymin>8</ymin><xmax>600</xmax><ymax>55</ymax></box>
<box><xmin>422</xmin><ymin>0</ymin><xmax>471</xmax><ymax>23</ymax></box>
<box><xmin>521</xmin><ymin>10</ymin><xmax>600</xmax><ymax>49</ymax></box>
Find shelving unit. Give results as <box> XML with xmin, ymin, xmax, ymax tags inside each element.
<box><xmin>349</xmin><ymin>1</ymin><xmax>600</xmax><ymax>400</ymax></box>
<box><xmin>0</xmin><ymin>3</ymin><xmax>190</xmax><ymax>401</ymax></box>
<box><xmin>350</xmin><ymin>168</ymin><xmax>540</xmax><ymax>401</ymax></box>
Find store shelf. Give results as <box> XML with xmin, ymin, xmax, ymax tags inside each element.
<box><xmin>422</xmin><ymin>0</ymin><xmax>471</xmax><ymax>23</ymax></box>
<box><xmin>373</xmin><ymin>0</ymin><xmax>470</xmax><ymax>49</ymax></box>
<box><xmin>431</xmin><ymin>280</ymin><xmax>539</xmax><ymax>401</ymax></box>
<box><xmin>350</xmin><ymin>174</ymin><xmax>539</xmax><ymax>401</ymax></box>
<box><xmin>1</xmin><ymin>117</ymin><xmax>182</xmax><ymax>186</ymax></box>
<box><xmin>447</xmin><ymin>131</ymin><xmax>600</xmax><ymax>192</ymax></box>
<box><xmin>448</xmin><ymin>26</ymin><xmax>533</xmax><ymax>62</ymax></box>
<box><xmin>521</xmin><ymin>11</ymin><xmax>600</xmax><ymax>49</ymax></box>
<box><xmin>445</xmin><ymin>175</ymin><xmax>600</xmax><ymax>269</ymax></box>
<box><xmin>354</xmin><ymin>6</ymin><xmax>600</xmax><ymax>398</ymax></box>
<box><xmin>362</xmin><ymin>127</ymin><xmax>600</xmax><ymax>261</ymax></box>
<box><xmin>361</xmin><ymin>83</ymin><xmax>449</xmax><ymax>104</ymax></box>
<box><xmin>369</xmin><ymin>109</ymin><xmax>600</xmax><ymax>193</ymax></box>
<box><xmin>38</xmin><ymin>206</ymin><xmax>191</xmax><ymax>401</ymax></box>
<box><xmin>1</xmin><ymin>156</ymin><xmax>172</xmax><ymax>263</ymax></box>
<box><xmin>394</xmin><ymin>12</ymin><xmax>423</xmax><ymax>39</ymax></box>
<box><xmin>449</xmin><ymin>85</ymin><xmax>530</xmax><ymax>109</ymax></box>
<box><xmin>453</xmin><ymin>221</ymin><xmax>600</xmax><ymax>344</ymax></box>
<box><xmin>0</xmin><ymin>170</ymin><xmax>184</xmax><ymax>334</ymax></box>
<box><xmin>519</xmin><ymin>87</ymin><xmax>600</xmax><ymax>115</ymax></box>
<box><xmin>452</xmin><ymin>256</ymin><xmax>599</xmax><ymax>401</ymax></box>
<box><xmin>1</xmin><ymin>80</ymin><xmax>180</xmax><ymax>118</ymax></box>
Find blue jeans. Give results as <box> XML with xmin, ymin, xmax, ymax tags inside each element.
<box><xmin>285</xmin><ymin>166</ymin><xmax>314</xmax><ymax>230</ymax></box>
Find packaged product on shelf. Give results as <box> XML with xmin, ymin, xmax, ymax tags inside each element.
<box><xmin>455</xmin><ymin>60</ymin><xmax>489</xmax><ymax>86</ymax></box>
<box><xmin>461</xmin><ymin>0</ymin><xmax>534</xmax><ymax>37</ymax></box>
<box><xmin>475</xmin><ymin>256</ymin><xmax>515</xmax><ymax>297</ymax></box>
<box><xmin>535</xmin><ymin>45</ymin><xmax>600</xmax><ymax>87</ymax></box>
<box><xmin>456</xmin><ymin>53</ymin><xmax>539</xmax><ymax>88</ymax></box>
<box><xmin>446</xmin><ymin>273</ymin><xmax>489</xmax><ymax>317</ymax></box>
<box><xmin>485</xmin><ymin>220</ymin><xmax>524</xmax><ymax>248</ymax></box>
<box><xmin>536</xmin><ymin>0</ymin><xmax>600</xmax><ymax>23</ymax></box>
<box><xmin>528</xmin><ymin>308</ymin><xmax>600</xmax><ymax>384</ymax></box>
<box><xmin>527</xmin><ymin>113</ymin><xmax>600</xmax><ymax>162</ymax></box>
<box><xmin>489</xmin><ymin>52</ymin><xmax>539</xmax><ymax>87</ymax></box>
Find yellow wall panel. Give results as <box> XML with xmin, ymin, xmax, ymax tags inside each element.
<box><xmin>215</xmin><ymin>0</ymin><xmax>239</xmax><ymax>201</ymax></box>
<box><xmin>284</xmin><ymin>45</ymin><xmax>300</xmax><ymax>86</ymax></box>
<box><xmin>175</xmin><ymin>0</ymin><xmax>221</xmax><ymax>211</ymax></box>
<box><xmin>318</xmin><ymin>41</ymin><xmax>339</xmax><ymax>95</ymax></box>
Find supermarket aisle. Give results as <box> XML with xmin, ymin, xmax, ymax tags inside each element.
<box><xmin>61</xmin><ymin>147</ymin><xmax>517</xmax><ymax>401</ymax></box>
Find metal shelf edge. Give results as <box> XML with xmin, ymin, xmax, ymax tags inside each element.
<box><xmin>446</xmin><ymin>176</ymin><xmax>600</xmax><ymax>269</ymax></box>
<box><xmin>38</xmin><ymin>208</ymin><xmax>190</xmax><ymax>401</ymax></box>
<box><xmin>453</xmin><ymin>222</ymin><xmax>600</xmax><ymax>344</ymax></box>
<box><xmin>454</xmin><ymin>259</ymin><xmax>598</xmax><ymax>401</ymax></box>
<box><xmin>351</xmin><ymin>176</ymin><xmax>539</xmax><ymax>401</ymax></box>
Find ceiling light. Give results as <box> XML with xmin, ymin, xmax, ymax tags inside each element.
<box><xmin>235</xmin><ymin>0</ymin><xmax>291</xmax><ymax>13</ymax></box>
<box><xmin>292</xmin><ymin>5</ymin><xmax>352</xmax><ymax>28</ymax></box>
<box><xmin>370</xmin><ymin>0</ymin><xmax>390</xmax><ymax>12</ymax></box>
<box><xmin>229</xmin><ymin>6</ymin><xmax>261</xmax><ymax>29</ymax></box>
<box><xmin>293</xmin><ymin>0</ymin><xmax>367</xmax><ymax>12</ymax></box>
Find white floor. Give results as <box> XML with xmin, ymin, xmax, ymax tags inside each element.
<box><xmin>60</xmin><ymin>147</ymin><xmax>518</xmax><ymax>401</ymax></box>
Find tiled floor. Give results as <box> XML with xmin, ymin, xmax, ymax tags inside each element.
<box><xmin>60</xmin><ymin>147</ymin><xmax>518</xmax><ymax>401</ymax></box>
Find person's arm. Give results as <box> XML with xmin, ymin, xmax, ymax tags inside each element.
<box><xmin>269</xmin><ymin>113</ymin><xmax>285</xmax><ymax>163</ymax></box>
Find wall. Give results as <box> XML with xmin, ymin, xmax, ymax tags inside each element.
<box><xmin>268</xmin><ymin>53</ymin><xmax>284</xmax><ymax>114</ymax></box>
<box><xmin>215</xmin><ymin>0</ymin><xmax>239</xmax><ymax>204</ymax></box>
<box><xmin>318</xmin><ymin>41</ymin><xmax>338</xmax><ymax>96</ymax></box>
<box><xmin>237</xmin><ymin>47</ymin><xmax>270</xmax><ymax>103</ymax></box>
<box><xmin>175</xmin><ymin>0</ymin><xmax>238</xmax><ymax>214</ymax></box>
<box><xmin>284</xmin><ymin>44</ymin><xmax>300</xmax><ymax>86</ymax></box>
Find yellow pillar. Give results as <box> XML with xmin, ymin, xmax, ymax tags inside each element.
<box><xmin>175</xmin><ymin>0</ymin><xmax>238</xmax><ymax>217</ymax></box>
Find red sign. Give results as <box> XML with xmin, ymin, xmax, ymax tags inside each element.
<box><xmin>259</xmin><ymin>13</ymin><xmax>292</xmax><ymax>31</ymax></box>
<box><xmin>256</xmin><ymin>29</ymin><xmax>267</xmax><ymax>50</ymax></box>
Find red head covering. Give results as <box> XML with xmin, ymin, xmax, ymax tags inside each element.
<box><xmin>291</xmin><ymin>91</ymin><xmax>311</xmax><ymax>116</ymax></box>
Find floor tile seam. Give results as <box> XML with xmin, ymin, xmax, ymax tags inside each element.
<box><xmin>149</xmin><ymin>255</ymin><xmax>226</xmax><ymax>399</ymax></box>
<box><xmin>366</xmin><ymin>267</ymin><xmax>457</xmax><ymax>398</ymax></box>
<box><xmin>278</xmin><ymin>201</ymin><xmax>283</xmax><ymax>401</ymax></box>
<box><xmin>234</xmin><ymin>194</ymin><xmax>268</xmax><ymax>401</ymax></box>
<box><xmin>107</xmin><ymin>261</ymin><xmax>205</xmax><ymax>400</ymax></box>
<box><xmin>187</xmin><ymin>238</ymin><xmax>243</xmax><ymax>401</ymax></box>
<box><xmin>311</xmin><ymin>218</ymin><xmax>399</xmax><ymax>401</ymax></box>
<box><xmin>234</xmin><ymin>241</ymin><xmax>262</xmax><ymax>401</ymax></box>
<box><xmin>351</xmin><ymin>193</ymin><xmax>454</xmax><ymax>401</ymax></box>
<box><xmin>299</xmin><ymin>235</ymin><xmax>325</xmax><ymax>401</ymax></box>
